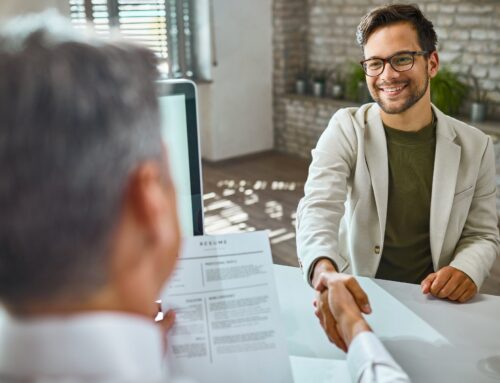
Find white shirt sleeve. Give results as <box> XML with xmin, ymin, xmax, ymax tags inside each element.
<box><xmin>170</xmin><ymin>378</ymin><xmax>198</xmax><ymax>383</ymax></box>
<box><xmin>347</xmin><ymin>332</ymin><xmax>411</xmax><ymax>383</ymax></box>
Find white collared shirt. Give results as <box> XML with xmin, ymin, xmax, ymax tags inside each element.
<box><xmin>348</xmin><ymin>332</ymin><xmax>411</xmax><ymax>383</ymax></box>
<box><xmin>0</xmin><ymin>312</ymin><xmax>176</xmax><ymax>383</ymax></box>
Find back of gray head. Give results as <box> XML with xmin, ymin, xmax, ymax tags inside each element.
<box><xmin>0</xmin><ymin>10</ymin><xmax>163</xmax><ymax>307</ymax></box>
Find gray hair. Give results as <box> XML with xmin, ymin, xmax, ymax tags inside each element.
<box><xmin>0</xmin><ymin>10</ymin><xmax>163</xmax><ymax>306</ymax></box>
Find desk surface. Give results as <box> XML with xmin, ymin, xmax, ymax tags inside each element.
<box><xmin>274</xmin><ymin>265</ymin><xmax>500</xmax><ymax>383</ymax></box>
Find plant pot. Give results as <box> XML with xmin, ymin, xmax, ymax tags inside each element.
<box><xmin>357</xmin><ymin>81</ymin><xmax>372</xmax><ymax>103</ymax></box>
<box><xmin>331</xmin><ymin>84</ymin><xmax>343</xmax><ymax>99</ymax></box>
<box><xmin>313</xmin><ymin>81</ymin><xmax>324</xmax><ymax>97</ymax></box>
<box><xmin>295</xmin><ymin>79</ymin><xmax>306</xmax><ymax>95</ymax></box>
<box><xmin>470</xmin><ymin>102</ymin><xmax>487</xmax><ymax>123</ymax></box>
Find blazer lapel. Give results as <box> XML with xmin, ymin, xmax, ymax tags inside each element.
<box><xmin>429</xmin><ymin>106</ymin><xmax>461</xmax><ymax>269</ymax></box>
<box><xmin>364</xmin><ymin>104</ymin><xmax>389</xmax><ymax>243</ymax></box>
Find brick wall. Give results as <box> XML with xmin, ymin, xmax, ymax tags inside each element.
<box><xmin>274</xmin><ymin>0</ymin><xmax>500</xmax><ymax>158</ymax></box>
<box><xmin>279</xmin><ymin>95</ymin><xmax>357</xmax><ymax>158</ymax></box>
<box><xmin>273</xmin><ymin>0</ymin><xmax>307</xmax><ymax>152</ymax></box>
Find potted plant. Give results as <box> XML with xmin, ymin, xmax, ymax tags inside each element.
<box><xmin>469</xmin><ymin>75</ymin><xmax>488</xmax><ymax>123</ymax></box>
<box><xmin>295</xmin><ymin>69</ymin><xmax>308</xmax><ymax>95</ymax></box>
<box><xmin>329</xmin><ymin>70</ymin><xmax>344</xmax><ymax>99</ymax></box>
<box><xmin>311</xmin><ymin>69</ymin><xmax>328</xmax><ymax>97</ymax></box>
<box><xmin>430</xmin><ymin>68</ymin><xmax>468</xmax><ymax>116</ymax></box>
<box><xmin>345</xmin><ymin>62</ymin><xmax>371</xmax><ymax>103</ymax></box>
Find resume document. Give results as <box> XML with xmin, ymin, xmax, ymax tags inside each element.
<box><xmin>160</xmin><ymin>231</ymin><xmax>293</xmax><ymax>383</ymax></box>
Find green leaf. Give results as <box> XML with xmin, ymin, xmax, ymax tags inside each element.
<box><xmin>430</xmin><ymin>68</ymin><xmax>468</xmax><ymax>115</ymax></box>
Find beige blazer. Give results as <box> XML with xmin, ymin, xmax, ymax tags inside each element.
<box><xmin>296</xmin><ymin>103</ymin><xmax>499</xmax><ymax>288</ymax></box>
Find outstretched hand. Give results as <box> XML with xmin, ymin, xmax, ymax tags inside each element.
<box><xmin>313</xmin><ymin>271</ymin><xmax>372</xmax><ymax>351</ymax></box>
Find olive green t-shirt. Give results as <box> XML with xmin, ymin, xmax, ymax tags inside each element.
<box><xmin>375</xmin><ymin>116</ymin><xmax>437</xmax><ymax>284</ymax></box>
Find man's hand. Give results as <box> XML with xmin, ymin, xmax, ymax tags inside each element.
<box><xmin>156</xmin><ymin>305</ymin><xmax>176</xmax><ymax>352</ymax></box>
<box><xmin>312</xmin><ymin>260</ymin><xmax>372</xmax><ymax>351</ymax></box>
<box><xmin>158</xmin><ymin>309</ymin><xmax>176</xmax><ymax>333</ymax></box>
<box><xmin>314</xmin><ymin>289</ymin><xmax>348</xmax><ymax>351</ymax></box>
<box><xmin>156</xmin><ymin>302</ymin><xmax>176</xmax><ymax>335</ymax></box>
<box><xmin>315</xmin><ymin>273</ymin><xmax>372</xmax><ymax>350</ymax></box>
<box><xmin>312</xmin><ymin>259</ymin><xmax>346</xmax><ymax>350</ymax></box>
<box><xmin>421</xmin><ymin>266</ymin><xmax>477</xmax><ymax>303</ymax></box>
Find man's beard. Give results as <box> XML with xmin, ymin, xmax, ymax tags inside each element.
<box><xmin>370</xmin><ymin>71</ymin><xmax>430</xmax><ymax>115</ymax></box>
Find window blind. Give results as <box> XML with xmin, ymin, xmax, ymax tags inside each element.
<box><xmin>69</xmin><ymin>0</ymin><xmax>212</xmax><ymax>80</ymax></box>
<box><xmin>69</xmin><ymin>0</ymin><xmax>167</xmax><ymax>60</ymax></box>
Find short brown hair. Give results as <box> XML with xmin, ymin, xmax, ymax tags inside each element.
<box><xmin>356</xmin><ymin>4</ymin><xmax>437</xmax><ymax>53</ymax></box>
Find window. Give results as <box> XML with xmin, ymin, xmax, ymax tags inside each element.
<box><xmin>68</xmin><ymin>0</ymin><xmax>213</xmax><ymax>80</ymax></box>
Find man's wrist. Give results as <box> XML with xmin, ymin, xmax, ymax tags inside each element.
<box><xmin>343</xmin><ymin>318</ymin><xmax>371</xmax><ymax>347</ymax></box>
<box><xmin>311</xmin><ymin>258</ymin><xmax>337</xmax><ymax>288</ymax></box>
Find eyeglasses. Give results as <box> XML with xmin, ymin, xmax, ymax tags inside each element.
<box><xmin>360</xmin><ymin>51</ymin><xmax>429</xmax><ymax>77</ymax></box>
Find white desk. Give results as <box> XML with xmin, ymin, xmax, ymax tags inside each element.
<box><xmin>274</xmin><ymin>265</ymin><xmax>500</xmax><ymax>383</ymax></box>
<box><xmin>0</xmin><ymin>266</ymin><xmax>497</xmax><ymax>382</ymax></box>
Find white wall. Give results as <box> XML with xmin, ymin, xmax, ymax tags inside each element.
<box><xmin>199</xmin><ymin>0</ymin><xmax>273</xmax><ymax>161</ymax></box>
<box><xmin>0</xmin><ymin>0</ymin><xmax>69</xmax><ymax>22</ymax></box>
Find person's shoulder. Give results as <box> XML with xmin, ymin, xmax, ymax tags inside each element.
<box><xmin>436</xmin><ymin>108</ymin><xmax>490</xmax><ymax>142</ymax></box>
<box><xmin>434</xmin><ymin>108</ymin><xmax>495</xmax><ymax>160</ymax></box>
<box><xmin>329</xmin><ymin>103</ymin><xmax>376</xmax><ymax>131</ymax></box>
<box><xmin>448</xmin><ymin>116</ymin><xmax>487</xmax><ymax>137</ymax></box>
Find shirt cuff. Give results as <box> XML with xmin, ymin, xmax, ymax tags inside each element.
<box><xmin>307</xmin><ymin>256</ymin><xmax>338</xmax><ymax>287</ymax></box>
<box><xmin>347</xmin><ymin>331</ymin><xmax>406</xmax><ymax>383</ymax></box>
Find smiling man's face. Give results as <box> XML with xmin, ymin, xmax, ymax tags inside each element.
<box><xmin>363</xmin><ymin>22</ymin><xmax>438</xmax><ymax>115</ymax></box>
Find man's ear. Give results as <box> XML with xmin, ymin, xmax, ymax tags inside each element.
<box><xmin>126</xmin><ymin>160</ymin><xmax>180</xmax><ymax>274</ymax></box>
<box><xmin>108</xmin><ymin>161</ymin><xmax>179</xmax><ymax>313</ymax></box>
<box><xmin>428</xmin><ymin>50</ymin><xmax>440</xmax><ymax>79</ymax></box>
<box><xmin>128</xmin><ymin>161</ymin><xmax>170</xmax><ymax>243</ymax></box>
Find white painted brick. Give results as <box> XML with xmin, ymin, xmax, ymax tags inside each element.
<box><xmin>455</xmin><ymin>15</ymin><xmax>489</xmax><ymax>27</ymax></box>
<box><xmin>471</xmin><ymin>29</ymin><xmax>489</xmax><ymax>41</ymax></box>
<box><xmin>467</xmin><ymin>44</ymin><xmax>490</xmax><ymax>54</ymax></box>
<box><xmin>476</xmin><ymin>55</ymin><xmax>498</xmax><ymax>65</ymax></box>
<box><xmin>471</xmin><ymin>66</ymin><xmax>488</xmax><ymax>79</ymax></box>
<box><xmin>434</xmin><ymin>27</ymin><xmax>449</xmax><ymax>39</ymax></box>
<box><xmin>436</xmin><ymin>15</ymin><xmax>454</xmax><ymax>27</ymax></box>
<box><xmin>489</xmin><ymin>68</ymin><xmax>500</xmax><ymax>80</ymax></box>
<box><xmin>426</xmin><ymin>4</ymin><xmax>440</xmax><ymax>13</ymax></box>
<box><xmin>457</xmin><ymin>5</ymin><xmax>494</xmax><ymax>14</ymax></box>
<box><xmin>449</xmin><ymin>30</ymin><xmax>469</xmax><ymax>40</ymax></box>
<box><xmin>439</xmin><ymin>51</ymin><xmax>461</xmax><ymax>63</ymax></box>
<box><xmin>440</xmin><ymin>5</ymin><xmax>456</xmax><ymax>13</ymax></box>
<box><xmin>443</xmin><ymin>41</ymin><xmax>463</xmax><ymax>52</ymax></box>
<box><xmin>462</xmin><ymin>54</ymin><xmax>476</xmax><ymax>65</ymax></box>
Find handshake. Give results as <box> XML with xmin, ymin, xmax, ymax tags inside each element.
<box><xmin>312</xmin><ymin>258</ymin><xmax>478</xmax><ymax>352</ymax></box>
<box><xmin>312</xmin><ymin>259</ymin><xmax>372</xmax><ymax>352</ymax></box>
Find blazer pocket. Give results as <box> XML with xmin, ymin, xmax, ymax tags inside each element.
<box><xmin>453</xmin><ymin>185</ymin><xmax>474</xmax><ymax>204</ymax></box>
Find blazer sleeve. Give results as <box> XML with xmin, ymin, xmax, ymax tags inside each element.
<box><xmin>296</xmin><ymin>109</ymin><xmax>358</xmax><ymax>286</ymax></box>
<box><xmin>450</xmin><ymin>135</ymin><xmax>500</xmax><ymax>288</ymax></box>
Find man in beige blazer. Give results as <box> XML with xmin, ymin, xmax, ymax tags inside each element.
<box><xmin>296</xmin><ymin>4</ymin><xmax>499</xmax><ymax>350</ymax></box>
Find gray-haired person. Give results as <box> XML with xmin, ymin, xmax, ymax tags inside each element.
<box><xmin>0</xmin><ymin>10</ymin><xmax>183</xmax><ymax>382</ymax></box>
<box><xmin>0</xmin><ymin>11</ymin><xmax>410</xmax><ymax>383</ymax></box>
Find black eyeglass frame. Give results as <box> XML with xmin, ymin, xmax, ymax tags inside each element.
<box><xmin>360</xmin><ymin>50</ymin><xmax>430</xmax><ymax>77</ymax></box>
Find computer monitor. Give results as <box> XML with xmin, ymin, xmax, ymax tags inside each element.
<box><xmin>157</xmin><ymin>79</ymin><xmax>204</xmax><ymax>236</ymax></box>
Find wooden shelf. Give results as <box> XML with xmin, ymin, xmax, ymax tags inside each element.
<box><xmin>284</xmin><ymin>93</ymin><xmax>500</xmax><ymax>134</ymax></box>
<box><xmin>283</xmin><ymin>93</ymin><xmax>359</xmax><ymax>108</ymax></box>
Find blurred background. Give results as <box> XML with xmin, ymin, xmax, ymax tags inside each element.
<box><xmin>1</xmin><ymin>0</ymin><xmax>498</xmax><ymax>293</ymax></box>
